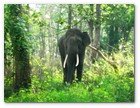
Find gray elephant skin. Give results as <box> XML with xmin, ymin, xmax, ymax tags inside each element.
<box><xmin>58</xmin><ymin>28</ymin><xmax>91</xmax><ymax>84</ymax></box>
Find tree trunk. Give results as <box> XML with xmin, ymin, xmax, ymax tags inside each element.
<box><xmin>8</xmin><ymin>4</ymin><xmax>31</xmax><ymax>91</ymax></box>
<box><xmin>55</xmin><ymin>6</ymin><xmax>61</xmax><ymax>57</ymax></box>
<box><xmin>39</xmin><ymin>27</ymin><xmax>46</xmax><ymax>59</ymax></box>
<box><xmin>56</xmin><ymin>23</ymin><xmax>59</xmax><ymax>57</ymax></box>
<box><xmin>88</xmin><ymin>4</ymin><xmax>94</xmax><ymax>43</ymax></box>
<box><xmin>68</xmin><ymin>4</ymin><xmax>72</xmax><ymax>29</ymax></box>
<box><xmin>87</xmin><ymin>4</ymin><xmax>94</xmax><ymax>63</ymax></box>
<box><xmin>92</xmin><ymin>4</ymin><xmax>101</xmax><ymax>62</ymax></box>
<box><xmin>79</xmin><ymin>5</ymin><xmax>83</xmax><ymax>30</ymax></box>
<box><xmin>108</xmin><ymin>25</ymin><xmax>119</xmax><ymax>52</ymax></box>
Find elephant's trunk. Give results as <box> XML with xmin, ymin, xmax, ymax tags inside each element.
<box><xmin>63</xmin><ymin>54</ymin><xmax>68</xmax><ymax>68</ymax></box>
<box><xmin>75</xmin><ymin>54</ymin><xmax>79</xmax><ymax>67</ymax></box>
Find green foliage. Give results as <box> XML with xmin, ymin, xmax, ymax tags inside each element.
<box><xmin>5</xmin><ymin>45</ymin><xmax>134</xmax><ymax>102</ymax></box>
<box><xmin>101</xmin><ymin>4</ymin><xmax>134</xmax><ymax>51</ymax></box>
<box><xmin>4</xmin><ymin>4</ymin><xmax>134</xmax><ymax>103</ymax></box>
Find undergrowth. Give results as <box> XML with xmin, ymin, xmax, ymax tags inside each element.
<box><xmin>4</xmin><ymin>47</ymin><xmax>134</xmax><ymax>103</ymax></box>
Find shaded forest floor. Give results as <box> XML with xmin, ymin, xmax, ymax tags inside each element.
<box><xmin>5</xmin><ymin>50</ymin><xmax>134</xmax><ymax>103</ymax></box>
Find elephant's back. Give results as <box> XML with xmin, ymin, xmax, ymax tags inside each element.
<box><xmin>65</xmin><ymin>28</ymin><xmax>82</xmax><ymax>37</ymax></box>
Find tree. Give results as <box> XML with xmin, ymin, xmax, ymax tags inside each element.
<box><xmin>92</xmin><ymin>4</ymin><xmax>101</xmax><ymax>60</ymax></box>
<box><xmin>86</xmin><ymin>4</ymin><xmax>101</xmax><ymax>63</ymax></box>
<box><xmin>88</xmin><ymin>4</ymin><xmax>94</xmax><ymax>43</ymax></box>
<box><xmin>68</xmin><ymin>4</ymin><xmax>72</xmax><ymax>29</ymax></box>
<box><xmin>101</xmin><ymin>4</ymin><xmax>134</xmax><ymax>52</ymax></box>
<box><xmin>5</xmin><ymin>4</ymin><xmax>31</xmax><ymax>91</ymax></box>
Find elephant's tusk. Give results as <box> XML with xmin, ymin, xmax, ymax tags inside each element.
<box><xmin>75</xmin><ymin>54</ymin><xmax>79</xmax><ymax>67</ymax></box>
<box><xmin>63</xmin><ymin>54</ymin><xmax>68</xmax><ymax>68</ymax></box>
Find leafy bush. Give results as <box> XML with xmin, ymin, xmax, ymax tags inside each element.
<box><xmin>5</xmin><ymin>42</ymin><xmax>134</xmax><ymax>103</ymax></box>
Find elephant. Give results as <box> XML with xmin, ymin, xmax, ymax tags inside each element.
<box><xmin>58</xmin><ymin>28</ymin><xmax>91</xmax><ymax>84</ymax></box>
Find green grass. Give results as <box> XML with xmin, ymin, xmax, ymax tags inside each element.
<box><xmin>5</xmin><ymin>74</ymin><xmax>134</xmax><ymax>102</ymax></box>
<box><xmin>4</xmin><ymin>49</ymin><xmax>134</xmax><ymax>103</ymax></box>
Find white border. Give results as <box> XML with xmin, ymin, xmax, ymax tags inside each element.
<box><xmin>0</xmin><ymin>0</ymin><xmax>139</xmax><ymax>108</ymax></box>
<box><xmin>3</xmin><ymin>0</ymin><xmax>137</xmax><ymax>4</ymax></box>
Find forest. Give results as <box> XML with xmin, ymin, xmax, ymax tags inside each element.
<box><xmin>4</xmin><ymin>4</ymin><xmax>134</xmax><ymax>102</ymax></box>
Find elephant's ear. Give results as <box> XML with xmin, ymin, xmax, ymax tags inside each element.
<box><xmin>81</xmin><ymin>32</ymin><xmax>91</xmax><ymax>46</ymax></box>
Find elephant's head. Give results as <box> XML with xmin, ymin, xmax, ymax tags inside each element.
<box><xmin>63</xmin><ymin>29</ymin><xmax>91</xmax><ymax>70</ymax></box>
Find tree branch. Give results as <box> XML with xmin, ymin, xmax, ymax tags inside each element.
<box><xmin>88</xmin><ymin>45</ymin><xmax>118</xmax><ymax>70</ymax></box>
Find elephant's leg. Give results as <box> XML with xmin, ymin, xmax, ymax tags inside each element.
<box><xmin>76</xmin><ymin>54</ymin><xmax>84</xmax><ymax>82</ymax></box>
<box><xmin>72</xmin><ymin>72</ymin><xmax>75</xmax><ymax>81</ymax></box>
<box><xmin>76</xmin><ymin>63</ymin><xmax>83</xmax><ymax>82</ymax></box>
<box><xmin>63</xmin><ymin>66</ymin><xmax>67</xmax><ymax>83</ymax></box>
<box><xmin>59</xmin><ymin>52</ymin><xmax>67</xmax><ymax>83</ymax></box>
<box><xmin>58</xmin><ymin>38</ymin><xmax>67</xmax><ymax>83</ymax></box>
